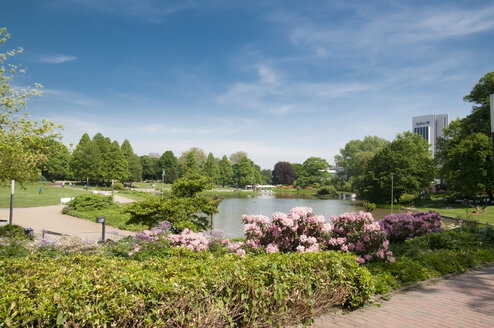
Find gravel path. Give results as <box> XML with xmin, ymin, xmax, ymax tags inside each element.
<box><xmin>0</xmin><ymin>205</ymin><xmax>135</xmax><ymax>242</ymax></box>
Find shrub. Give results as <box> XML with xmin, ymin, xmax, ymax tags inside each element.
<box><xmin>328</xmin><ymin>211</ymin><xmax>393</xmax><ymax>263</ymax></box>
<box><xmin>379</xmin><ymin>211</ymin><xmax>441</xmax><ymax>242</ymax></box>
<box><xmin>113</xmin><ymin>182</ymin><xmax>125</xmax><ymax>190</ymax></box>
<box><xmin>0</xmin><ymin>225</ymin><xmax>31</xmax><ymax>240</ymax></box>
<box><xmin>241</xmin><ymin>207</ymin><xmax>332</xmax><ymax>253</ymax></box>
<box><xmin>317</xmin><ymin>185</ymin><xmax>338</xmax><ymax>196</ymax></box>
<box><xmin>0</xmin><ymin>251</ymin><xmax>373</xmax><ymax>327</ymax></box>
<box><xmin>66</xmin><ymin>193</ymin><xmax>114</xmax><ymax>211</ymax></box>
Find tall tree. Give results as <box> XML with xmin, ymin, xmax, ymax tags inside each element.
<box><xmin>0</xmin><ymin>28</ymin><xmax>61</xmax><ymax>185</ymax></box>
<box><xmin>92</xmin><ymin>133</ymin><xmax>111</xmax><ymax>182</ymax></box>
<box><xmin>233</xmin><ymin>156</ymin><xmax>254</xmax><ymax>188</ymax></box>
<box><xmin>41</xmin><ymin>140</ymin><xmax>70</xmax><ymax>180</ymax></box>
<box><xmin>229</xmin><ymin>151</ymin><xmax>248</xmax><ymax>164</ymax></box>
<box><xmin>218</xmin><ymin>155</ymin><xmax>233</xmax><ymax>187</ymax></box>
<box><xmin>295</xmin><ymin>157</ymin><xmax>330</xmax><ymax>187</ymax></box>
<box><xmin>69</xmin><ymin>133</ymin><xmax>102</xmax><ymax>182</ymax></box>
<box><xmin>178</xmin><ymin>147</ymin><xmax>207</xmax><ymax>174</ymax></box>
<box><xmin>261</xmin><ymin>169</ymin><xmax>272</xmax><ymax>185</ymax></box>
<box><xmin>182</xmin><ymin>151</ymin><xmax>199</xmax><ymax>176</ymax></box>
<box><xmin>120</xmin><ymin>139</ymin><xmax>142</xmax><ymax>183</ymax></box>
<box><xmin>272</xmin><ymin>161</ymin><xmax>296</xmax><ymax>185</ymax></box>
<box><xmin>141</xmin><ymin>155</ymin><xmax>160</xmax><ymax>180</ymax></box>
<box><xmin>105</xmin><ymin>140</ymin><xmax>129</xmax><ymax>182</ymax></box>
<box><xmin>359</xmin><ymin>132</ymin><xmax>436</xmax><ymax>203</ymax></box>
<box><xmin>203</xmin><ymin>152</ymin><xmax>219</xmax><ymax>184</ymax></box>
<box><xmin>159</xmin><ymin>150</ymin><xmax>178</xmax><ymax>183</ymax></box>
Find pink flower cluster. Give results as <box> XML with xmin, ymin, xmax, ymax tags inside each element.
<box><xmin>165</xmin><ymin>228</ymin><xmax>209</xmax><ymax>251</ymax></box>
<box><xmin>328</xmin><ymin>211</ymin><xmax>394</xmax><ymax>263</ymax></box>
<box><xmin>380</xmin><ymin>211</ymin><xmax>441</xmax><ymax>242</ymax></box>
<box><xmin>241</xmin><ymin>207</ymin><xmax>331</xmax><ymax>254</ymax></box>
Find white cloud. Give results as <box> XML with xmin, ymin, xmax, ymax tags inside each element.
<box><xmin>40</xmin><ymin>88</ymin><xmax>99</xmax><ymax>107</ymax></box>
<box><xmin>37</xmin><ymin>54</ymin><xmax>77</xmax><ymax>64</ymax></box>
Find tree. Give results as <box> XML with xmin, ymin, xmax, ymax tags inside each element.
<box><xmin>92</xmin><ymin>133</ymin><xmax>111</xmax><ymax>182</ymax></box>
<box><xmin>203</xmin><ymin>152</ymin><xmax>219</xmax><ymax>184</ymax></box>
<box><xmin>233</xmin><ymin>156</ymin><xmax>254</xmax><ymax>188</ymax></box>
<box><xmin>178</xmin><ymin>147</ymin><xmax>207</xmax><ymax>175</ymax></box>
<box><xmin>140</xmin><ymin>155</ymin><xmax>160</xmax><ymax>180</ymax></box>
<box><xmin>125</xmin><ymin>173</ymin><xmax>220</xmax><ymax>232</ymax></box>
<box><xmin>272</xmin><ymin>161</ymin><xmax>296</xmax><ymax>185</ymax></box>
<box><xmin>69</xmin><ymin>133</ymin><xmax>102</xmax><ymax>182</ymax></box>
<box><xmin>295</xmin><ymin>157</ymin><xmax>330</xmax><ymax>187</ymax></box>
<box><xmin>436</xmin><ymin>72</ymin><xmax>494</xmax><ymax>198</ymax></box>
<box><xmin>159</xmin><ymin>150</ymin><xmax>178</xmax><ymax>183</ymax></box>
<box><xmin>359</xmin><ymin>132</ymin><xmax>436</xmax><ymax>203</ymax></box>
<box><xmin>182</xmin><ymin>151</ymin><xmax>199</xmax><ymax>176</ymax></box>
<box><xmin>229</xmin><ymin>151</ymin><xmax>248</xmax><ymax>164</ymax></box>
<box><xmin>0</xmin><ymin>28</ymin><xmax>61</xmax><ymax>185</ymax></box>
<box><xmin>121</xmin><ymin>139</ymin><xmax>142</xmax><ymax>183</ymax></box>
<box><xmin>41</xmin><ymin>140</ymin><xmax>70</xmax><ymax>180</ymax></box>
<box><xmin>105</xmin><ymin>140</ymin><xmax>129</xmax><ymax>182</ymax></box>
<box><xmin>335</xmin><ymin>136</ymin><xmax>389</xmax><ymax>191</ymax></box>
<box><xmin>218</xmin><ymin>155</ymin><xmax>233</xmax><ymax>187</ymax></box>
<box><xmin>261</xmin><ymin>169</ymin><xmax>272</xmax><ymax>185</ymax></box>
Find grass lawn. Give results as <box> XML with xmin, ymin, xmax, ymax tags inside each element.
<box><xmin>117</xmin><ymin>190</ymin><xmax>154</xmax><ymax>202</ymax></box>
<box><xmin>415</xmin><ymin>205</ymin><xmax>494</xmax><ymax>225</ymax></box>
<box><xmin>0</xmin><ymin>183</ymin><xmax>86</xmax><ymax>208</ymax></box>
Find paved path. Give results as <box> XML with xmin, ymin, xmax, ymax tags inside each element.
<box><xmin>310</xmin><ymin>264</ymin><xmax>494</xmax><ymax>328</ymax></box>
<box><xmin>0</xmin><ymin>205</ymin><xmax>135</xmax><ymax>241</ymax></box>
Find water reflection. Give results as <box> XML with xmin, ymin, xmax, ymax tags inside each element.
<box><xmin>213</xmin><ymin>194</ymin><xmax>392</xmax><ymax>238</ymax></box>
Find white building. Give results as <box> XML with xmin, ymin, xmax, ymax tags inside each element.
<box><xmin>412</xmin><ymin>114</ymin><xmax>448</xmax><ymax>156</ymax></box>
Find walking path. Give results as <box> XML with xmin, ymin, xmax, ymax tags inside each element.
<box><xmin>310</xmin><ymin>264</ymin><xmax>494</xmax><ymax>327</ymax></box>
<box><xmin>0</xmin><ymin>204</ymin><xmax>135</xmax><ymax>242</ymax></box>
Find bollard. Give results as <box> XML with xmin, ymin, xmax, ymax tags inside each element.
<box><xmin>96</xmin><ymin>216</ymin><xmax>106</xmax><ymax>243</ymax></box>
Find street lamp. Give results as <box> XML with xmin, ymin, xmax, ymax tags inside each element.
<box><xmin>391</xmin><ymin>174</ymin><xmax>394</xmax><ymax>214</ymax></box>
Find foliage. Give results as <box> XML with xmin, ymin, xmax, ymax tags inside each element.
<box><xmin>229</xmin><ymin>151</ymin><xmax>248</xmax><ymax>164</ymax></box>
<box><xmin>159</xmin><ymin>150</ymin><xmax>178</xmax><ymax>183</ymax></box>
<box><xmin>317</xmin><ymin>185</ymin><xmax>338</xmax><ymax>196</ymax></box>
<box><xmin>335</xmin><ymin>136</ymin><xmax>389</xmax><ymax>191</ymax></box>
<box><xmin>328</xmin><ymin>211</ymin><xmax>394</xmax><ymax>263</ymax></box>
<box><xmin>125</xmin><ymin>173</ymin><xmax>219</xmax><ymax>232</ymax></box>
<box><xmin>362</xmin><ymin>202</ymin><xmax>376</xmax><ymax>212</ymax></box>
<box><xmin>66</xmin><ymin>193</ymin><xmax>114</xmax><ymax>211</ymax></box>
<box><xmin>232</xmin><ymin>156</ymin><xmax>255</xmax><ymax>188</ymax></box>
<box><xmin>0</xmin><ymin>28</ymin><xmax>61</xmax><ymax>185</ymax></box>
<box><xmin>69</xmin><ymin>133</ymin><xmax>102</xmax><ymax>181</ymax></box>
<box><xmin>203</xmin><ymin>152</ymin><xmax>219</xmax><ymax>184</ymax></box>
<box><xmin>0</xmin><ymin>224</ymin><xmax>30</xmax><ymax>240</ymax></box>
<box><xmin>295</xmin><ymin>157</ymin><xmax>330</xmax><ymax>188</ymax></box>
<box><xmin>0</xmin><ymin>250</ymin><xmax>373</xmax><ymax>327</ymax></box>
<box><xmin>40</xmin><ymin>140</ymin><xmax>70</xmax><ymax>180</ymax></box>
<box><xmin>379</xmin><ymin>211</ymin><xmax>442</xmax><ymax>242</ymax></box>
<box><xmin>261</xmin><ymin>169</ymin><xmax>272</xmax><ymax>185</ymax></box>
<box><xmin>140</xmin><ymin>155</ymin><xmax>160</xmax><ymax>180</ymax></box>
<box><xmin>272</xmin><ymin>161</ymin><xmax>296</xmax><ymax>185</ymax></box>
<box><xmin>218</xmin><ymin>155</ymin><xmax>233</xmax><ymax>187</ymax></box>
<box><xmin>359</xmin><ymin>132</ymin><xmax>436</xmax><ymax>203</ymax></box>
<box><xmin>178</xmin><ymin>147</ymin><xmax>206</xmax><ymax>175</ymax></box>
<box><xmin>436</xmin><ymin>72</ymin><xmax>494</xmax><ymax>198</ymax></box>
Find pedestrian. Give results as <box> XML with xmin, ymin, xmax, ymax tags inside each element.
<box><xmin>39</xmin><ymin>186</ymin><xmax>42</xmax><ymax>195</ymax></box>
<box><xmin>69</xmin><ymin>182</ymin><xmax>72</xmax><ymax>188</ymax></box>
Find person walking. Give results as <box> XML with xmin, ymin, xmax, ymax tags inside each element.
<box><xmin>39</xmin><ymin>186</ymin><xmax>42</xmax><ymax>195</ymax></box>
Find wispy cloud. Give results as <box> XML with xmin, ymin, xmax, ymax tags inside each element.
<box><xmin>37</xmin><ymin>53</ymin><xmax>77</xmax><ymax>64</ymax></box>
<box><xmin>40</xmin><ymin>88</ymin><xmax>99</xmax><ymax>107</ymax></box>
<box><xmin>49</xmin><ymin>0</ymin><xmax>197</xmax><ymax>22</ymax></box>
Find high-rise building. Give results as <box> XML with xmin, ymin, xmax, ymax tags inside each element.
<box><xmin>412</xmin><ymin>114</ymin><xmax>448</xmax><ymax>156</ymax></box>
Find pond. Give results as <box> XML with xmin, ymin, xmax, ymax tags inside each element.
<box><xmin>212</xmin><ymin>193</ymin><xmax>393</xmax><ymax>237</ymax></box>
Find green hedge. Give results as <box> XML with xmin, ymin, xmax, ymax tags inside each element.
<box><xmin>0</xmin><ymin>251</ymin><xmax>373</xmax><ymax>327</ymax></box>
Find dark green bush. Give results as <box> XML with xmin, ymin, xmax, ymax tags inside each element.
<box><xmin>66</xmin><ymin>193</ymin><xmax>114</xmax><ymax>211</ymax></box>
<box><xmin>0</xmin><ymin>251</ymin><xmax>373</xmax><ymax>327</ymax></box>
<box><xmin>113</xmin><ymin>182</ymin><xmax>125</xmax><ymax>190</ymax></box>
<box><xmin>317</xmin><ymin>185</ymin><xmax>338</xmax><ymax>196</ymax></box>
<box><xmin>0</xmin><ymin>225</ymin><xmax>31</xmax><ymax>240</ymax></box>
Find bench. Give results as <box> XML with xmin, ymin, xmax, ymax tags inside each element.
<box><xmin>60</xmin><ymin>197</ymin><xmax>74</xmax><ymax>205</ymax></box>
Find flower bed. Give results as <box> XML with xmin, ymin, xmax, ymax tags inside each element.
<box><xmin>380</xmin><ymin>210</ymin><xmax>441</xmax><ymax>242</ymax></box>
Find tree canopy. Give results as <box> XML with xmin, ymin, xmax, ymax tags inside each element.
<box><xmin>272</xmin><ymin>161</ymin><xmax>295</xmax><ymax>185</ymax></box>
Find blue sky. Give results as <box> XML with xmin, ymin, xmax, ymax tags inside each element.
<box><xmin>2</xmin><ymin>0</ymin><xmax>494</xmax><ymax>169</ymax></box>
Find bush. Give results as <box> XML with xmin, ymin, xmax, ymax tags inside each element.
<box><xmin>66</xmin><ymin>193</ymin><xmax>114</xmax><ymax>211</ymax></box>
<box><xmin>380</xmin><ymin>211</ymin><xmax>441</xmax><ymax>242</ymax></box>
<box><xmin>113</xmin><ymin>182</ymin><xmax>125</xmax><ymax>190</ymax></box>
<box><xmin>0</xmin><ymin>251</ymin><xmax>373</xmax><ymax>327</ymax></box>
<box><xmin>0</xmin><ymin>225</ymin><xmax>31</xmax><ymax>240</ymax></box>
<box><xmin>328</xmin><ymin>211</ymin><xmax>393</xmax><ymax>263</ymax></box>
<box><xmin>317</xmin><ymin>185</ymin><xmax>338</xmax><ymax>196</ymax></box>
<box><xmin>241</xmin><ymin>207</ymin><xmax>332</xmax><ymax>253</ymax></box>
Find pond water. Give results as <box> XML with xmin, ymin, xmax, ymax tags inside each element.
<box><xmin>213</xmin><ymin>194</ymin><xmax>392</xmax><ymax>237</ymax></box>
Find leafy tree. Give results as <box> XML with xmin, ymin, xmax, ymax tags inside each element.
<box><xmin>69</xmin><ymin>133</ymin><xmax>102</xmax><ymax>182</ymax></box>
<box><xmin>359</xmin><ymin>132</ymin><xmax>436</xmax><ymax>203</ymax></box>
<box><xmin>218</xmin><ymin>155</ymin><xmax>233</xmax><ymax>187</ymax></box>
<box><xmin>0</xmin><ymin>28</ymin><xmax>61</xmax><ymax>185</ymax></box>
<box><xmin>295</xmin><ymin>157</ymin><xmax>330</xmax><ymax>187</ymax></box>
<box><xmin>182</xmin><ymin>151</ymin><xmax>199</xmax><ymax>176</ymax></box>
<box><xmin>105</xmin><ymin>140</ymin><xmax>129</xmax><ymax>182</ymax></box>
<box><xmin>436</xmin><ymin>72</ymin><xmax>494</xmax><ymax>198</ymax></box>
<box><xmin>229</xmin><ymin>151</ymin><xmax>248</xmax><ymax>164</ymax></box>
<box><xmin>92</xmin><ymin>133</ymin><xmax>111</xmax><ymax>182</ymax></box>
<box><xmin>159</xmin><ymin>150</ymin><xmax>178</xmax><ymax>183</ymax></box>
<box><xmin>290</xmin><ymin>163</ymin><xmax>304</xmax><ymax>180</ymax></box>
<box><xmin>140</xmin><ymin>155</ymin><xmax>160</xmax><ymax>180</ymax></box>
<box><xmin>41</xmin><ymin>140</ymin><xmax>70</xmax><ymax>180</ymax></box>
<box><xmin>272</xmin><ymin>161</ymin><xmax>296</xmax><ymax>185</ymax></box>
<box><xmin>178</xmin><ymin>147</ymin><xmax>207</xmax><ymax>175</ymax></box>
<box><xmin>233</xmin><ymin>156</ymin><xmax>254</xmax><ymax>188</ymax></box>
<box><xmin>125</xmin><ymin>173</ymin><xmax>220</xmax><ymax>232</ymax></box>
<box><xmin>335</xmin><ymin>136</ymin><xmax>389</xmax><ymax>191</ymax></box>
<box><xmin>203</xmin><ymin>152</ymin><xmax>219</xmax><ymax>184</ymax></box>
<box><xmin>261</xmin><ymin>169</ymin><xmax>272</xmax><ymax>185</ymax></box>
<box><xmin>121</xmin><ymin>139</ymin><xmax>142</xmax><ymax>183</ymax></box>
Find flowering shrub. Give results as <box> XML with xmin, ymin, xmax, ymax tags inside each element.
<box><xmin>328</xmin><ymin>211</ymin><xmax>394</xmax><ymax>263</ymax></box>
<box><xmin>241</xmin><ymin>207</ymin><xmax>332</xmax><ymax>253</ymax></box>
<box><xmin>380</xmin><ymin>211</ymin><xmax>441</xmax><ymax>242</ymax></box>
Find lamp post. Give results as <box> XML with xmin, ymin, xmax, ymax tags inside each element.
<box><xmin>111</xmin><ymin>179</ymin><xmax>114</xmax><ymax>195</ymax></box>
<box><xmin>162</xmin><ymin>169</ymin><xmax>165</xmax><ymax>194</ymax></box>
<box><xmin>9</xmin><ymin>180</ymin><xmax>14</xmax><ymax>225</ymax></box>
<box><xmin>391</xmin><ymin>174</ymin><xmax>394</xmax><ymax>214</ymax></box>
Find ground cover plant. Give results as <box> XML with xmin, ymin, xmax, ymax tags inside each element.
<box><xmin>1</xmin><ymin>207</ymin><xmax>493</xmax><ymax>327</ymax></box>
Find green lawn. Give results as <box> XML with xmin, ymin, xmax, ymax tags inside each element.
<box><xmin>0</xmin><ymin>183</ymin><xmax>86</xmax><ymax>208</ymax></box>
<box><xmin>415</xmin><ymin>206</ymin><xmax>494</xmax><ymax>225</ymax></box>
<box><xmin>117</xmin><ymin>190</ymin><xmax>154</xmax><ymax>202</ymax></box>
<box><xmin>65</xmin><ymin>205</ymin><xmax>147</xmax><ymax>232</ymax></box>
